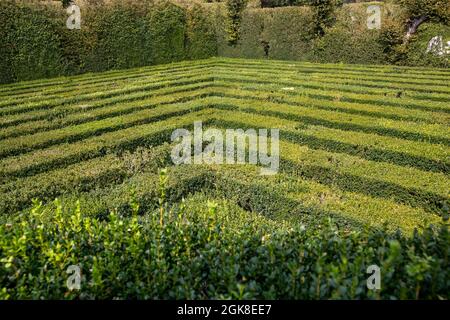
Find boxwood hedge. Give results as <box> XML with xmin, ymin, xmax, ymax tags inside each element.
<box><xmin>0</xmin><ymin>172</ymin><xmax>448</xmax><ymax>299</ymax></box>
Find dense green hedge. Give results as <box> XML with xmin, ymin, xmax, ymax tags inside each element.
<box><xmin>216</xmin><ymin>3</ymin><xmax>383</xmax><ymax>63</ymax></box>
<box><xmin>402</xmin><ymin>22</ymin><xmax>450</xmax><ymax>67</ymax></box>
<box><xmin>265</xmin><ymin>7</ymin><xmax>316</xmax><ymax>60</ymax></box>
<box><xmin>147</xmin><ymin>1</ymin><xmax>187</xmax><ymax>64</ymax></box>
<box><xmin>216</xmin><ymin>2</ymin><xmax>449</xmax><ymax>66</ymax></box>
<box><xmin>0</xmin><ymin>1</ymin><xmax>448</xmax><ymax>84</ymax></box>
<box><xmin>0</xmin><ymin>0</ymin><xmax>218</xmax><ymax>84</ymax></box>
<box><xmin>0</xmin><ymin>171</ymin><xmax>448</xmax><ymax>299</ymax></box>
<box><xmin>83</xmin><ymin>3</ymin><xmax>149</xmax><ymax>72</ymax></box>
<box><xmin>312</xmin><ymin>4</ymin><xmax>387</xmax><ymax>64</ymax></box>
<box><xmin>186</xmin><ymin>4</ymin><xmax>219</xmax><ymax>59</ymax></box>
<box><xmin>216</xmin><ymin>6</ymin><xmax>316</xmax><ymax>60</ymax></box>
<box><xmin>0</xmin><ymin>2</ymin><xmax>66</xmax><ymax>83</ymax></box>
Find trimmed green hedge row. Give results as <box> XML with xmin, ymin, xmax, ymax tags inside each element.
<box><xmin>0</xmin><ymin>84</ymin><xmax>213</xmax><ymax>140</ymax></box>
<box><xmin>0</xmin><ymin>57</ymin><xmax>447</xmax><ymax>235</ymax></box>
<box><xmin>0</xmin><ymin>63</ymin><xmax>213</xmax><ymax>109</ymax></box>
<box><xmin>205</xmin><ymin>116</ymin><xmax>448</xmax><ymax>217</ymax></box>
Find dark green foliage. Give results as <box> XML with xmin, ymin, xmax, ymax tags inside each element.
<box><xmin>217</xmin><ymin>2</ymin><xmax>450</xmax><ymax>66</ymax></box>
<box><xmin>378</xmin><ymin>19</ymin><xmax>407</xmax><ymax>64</ymax></box>
<box><xmin>0</xmin><ymin>1</ymin><xmax>216</xmax><ymax>84</ymax></box>
<box><xmin>0</xmin><ymin>2</ymin><xmax>66</xmax><ymax>83</ymax></box>
<box><xmin>147</xmin><ymin>2</ymin><xmax>187</xmax><ymax>64</ymax></box>
<box><xmin>311</xmin><ymin>0</ymin><xmax>339</xmax><ymax>36</ymax></box>
<box><xmin>403</xmin><ymin>22</ymin><xmax>450</xmax><ymax>68</ymax></box>
<box><xmin>380</xmin><ymin>1</ymin><xmax>450</xmax><ymax>67</ymax></box>
<box><xmin>312</xmin><ymin>6</ymin><xmax>385</xmax><ymax>64</ymax></box>
<box><xmin>0</xmin><ymin>1</ymin><xmax>448</xmax><ymax>85</ymax></box>
<box><xmin>86</xmin><ymin>5</ymin><xmax>150</xmax><ymax>72</ymax></box>
<box><xmin>397</xmin><ymin>0</ymin><xmax>450</xmax><ymax>23</ymax></box>
<box><xmin>0</xmin><ymin>3</ymin><xmax>15</xmax><ymax>84</ymax></box>
<box><xmin>186</xmin><ymin>4</ymin><xmax>219</xmax><ymax>59</ymax></box>
<box><xmin>261</xmin><ymin>0</ymin><xmax>309</xmax><ymax>7</ymax></box>
<box><xmin>266</xmin><ymin>7</ymin><xmax>316</xmax><ymax>60</ymax></box>
<box><xmin>217</xmin><ymin>9</ymin><xmax>267</xmax><ymax>58</ymax></box>
<box><xmin>225</xmin><ymin>0</ymin><xmax>249</xmax><ymax>45</ymax></box>
<box><xmin>217</xmin><ymin>6</ymin><xmax>315</xmax><ymax>60</ymax></box>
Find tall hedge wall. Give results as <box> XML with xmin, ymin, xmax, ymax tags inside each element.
<box><xmin>216</xmin><ymin>6</ymin><xmax>316</xmax><ymax>60</ymax></box>
<box><xmin>0</xmin><ymin>2</ymin><xmax>66</xmax><ymax>83</ymax></box>
<box><xmin>83</xmin><ymin>3</ymin><xmax>150</xmax><ymax>72</ymax></box>
<box><xmin>0</xmin><ymin>1</ymin><xmax>448</xmax><ymax>84</ymax></box>
<box><xmin>0</xmin><ymin>0</ymin><xmax>218</xmax><ymax>84</ymax></box>
<box><xmin>186</xmin><ymin>4</ymin><xmax>219</xmax><ymax>59</ymax></box>
<box><xmin>215</xmin><ymin>2</ymin><xmax>448</xmax><ymax>67</ymax></box>
<box><xmin>311</xmin><ymin>3</ymin><xmax>392</xmax><ymax>65</ymax></box>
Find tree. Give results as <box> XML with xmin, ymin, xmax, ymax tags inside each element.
<box><xmin>310</xmin><ymin>0</ymin><xmax>340</xmax><ymax>36</ymax></box>
<box><xmin>397</xmin><ymin>0</ymin><xmax>450</xmax><ymax>42</ymax></box>
<box><xmin>225</xmin><ymin>0</ymin><xmax>248</xmax><ymax>45</ymax></box>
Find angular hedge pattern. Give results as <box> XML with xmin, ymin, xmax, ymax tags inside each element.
<box><xmin>0</xmin><ymin>57</ymin><xmax>449</xmax><ymax>299</ymax></box>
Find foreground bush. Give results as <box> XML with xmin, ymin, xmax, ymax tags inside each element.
<box><xmin>0</xmin><ymin>172</ymin><xmax>448</xmax><ymax>299</ymax></box>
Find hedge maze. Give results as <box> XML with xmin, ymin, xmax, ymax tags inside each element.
<box><xmin>0</xmin><ymin>56</ymin><xmax>449</xmax><ymax>299</ymax></box>
<box><xmin>1</xmin><ymin>57</ymin><xmax>448</xmax><ymax>230</ymax></box>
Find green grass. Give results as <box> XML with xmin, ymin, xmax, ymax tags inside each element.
<box><xmin>0</xmin><ymin>57</ymin><xmax>449</xmax><ymax>299</ymax></box>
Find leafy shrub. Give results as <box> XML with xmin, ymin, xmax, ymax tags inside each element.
<box><xmin>397</xmin><ymin>0</ymin><xmax>450</xmax><ymax>24</ymax></box>
<box><xmin>380</xmin><ymin>1</ymin><xmax>450</xmax><ymax>67</ymax></box>
<box><xmin>217</xmin><ymin>6</ymin><xmax>315</xmax><ymax>59</ymax></box>
<box><xmin>0</xmin><ymin>0</ymin><xmax>217</xmax><ymax>84</ymax></box>
<box><xmin>217</xmin><ymin>8</ymin><xmax>267</xmax><ymax>58</ymax></box>
<box><xmin>378</xmin><ymin>17</ymin><xmax>407</xmax><ymax>64</ymax></box>
<box><xmin>312</xmin><ymin>5</ymin><xmax>386</xmax><ymax>64</ymax></box>
<box><xmin>0</xmin><ymin>2</ymin><xmax>15</xmax><ymax>84</ymax></box>
<box><xmin>85</xmin><ymin>4</ymin><xmax>150</xmax><ymax>72</ymax></box>
<box><xmin>0</xmin><ymin>0</ymin><xmax>448</xmax><ymax>85</ymax></box>
<box><xmin>80</xmin><ymin>1</ymin><xmax>190</xmax><ymax>71</ymax></box>
<box><xmin>403</xmin><ymin>22</ymin><xmax>450</xmax><ymax>67</ymax></box>
<box><xmin>0</xmin><ymin>172</ymin><xmax>448</xmax><ymax>299</ymax></box>
<box><xmin>262</xmin><ymin>6</ymin><xmax>316</xmax><ymax>60</ymax></box>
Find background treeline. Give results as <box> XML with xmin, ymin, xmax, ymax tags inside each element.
<box><xmin>0</xmin><ymin>0</ymin><xmax>448</xmax><ymax>84</ymax></box>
